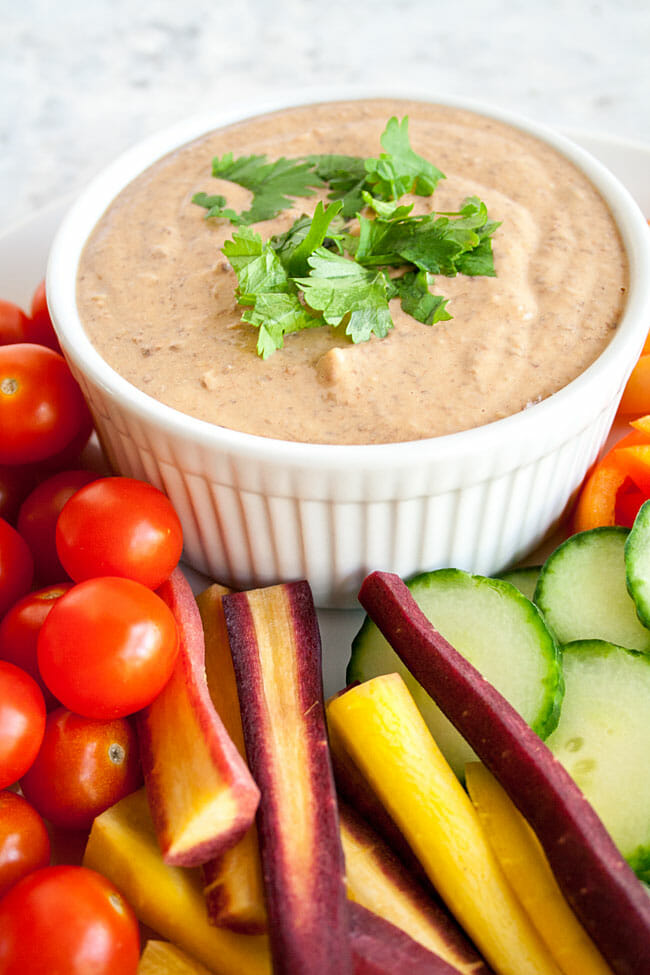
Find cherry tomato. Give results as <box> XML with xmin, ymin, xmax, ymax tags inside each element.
<box><xmin>0</xmin><ymin>662</ymin><xmax>45</xmax><ymax>789</ymax></box>
<box><xmin>0</xmin><ymin>301</ymin><xmax>30</xmax><ymax>347</ymax></box>
<box><xmin>0</xmin><ymin>865</ymin><xmax>140</xmax><ymax>975</ymax></box>
<box><xmin>38</xmin><ymin>576</ymin><xmax>179</xmax><ymax>719</ymax></box>
<box><xmin>0</xmin><ymin>791</ymin><xmax>50</xmax><ymax>897</ymax></box>
<box><xmin>0</xmin><ymin>517</ymin><xmax>34</xmax><ymax>618</ymax></box>
<box><xmin>0</xmin><ymin>464</ymin><xmax>38</xmax><ymax>524</ymax></box>
<box><xmin>0</xmin><ymin>584</ymin><xmax>73</xmax><ymax>709</ymax></box>
<box><xmin>0</xmin><ymin>343</ymin><xmax>87</xmax><ymax>465</ymax></box>
<box><xmin>17</xmin><ymin>469</ymin><xmax>100</xmax><ymax>583</ymax></box>
<box><xmin>34</xmin><ymin>401</ymin><xmax>95</xmax><ymax>475</ymax></box>
<box><xmin>28</xmin><ymin>280</ymin><xmax>61</xmax><ymax>352</ymax></box>
<box><xmin>20</xmin><ymin>708</ymin><xmax>142</xmax><ymax>830</ymax></box>
<box><xmin>56</xmin><ymin>476</ymin><xmax>184</xmax><ymax>589</ymax></box>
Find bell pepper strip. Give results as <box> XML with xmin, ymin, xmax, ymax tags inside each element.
<box><xmin>572</xmin><ymin>425</ymin><xmax>650</xmax><ymax>532</ymax></box>
<box><xmin>630</xmin><ymin>414</ymin><xmax>650</xmax><ymax>436</ymax></box>
<box><xmin>618</xmin><ymin>355</ymin><xmax>650</xmax><ymax>416</ymax></box>
<box><xmin>572</xmin><ymin>461</ymin><xmax>630</xmax><ymax>533</ymax></box>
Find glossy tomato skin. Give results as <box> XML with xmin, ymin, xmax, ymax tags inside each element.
<box><xmin>0</xmin><ymin>517</ymin><xmax>34</xmax><ymax>618</ymax></box>
<box><xmin>0</xmin><ymin>584</ymin><xmax>73</xmax><ymax>709</ymax></box>
<box><xmin>0</xmin><ymin>791</ymin><xmax>50</xmax><ymax>897</ymax></box>
<box><xmin>0</xmin><ymin>343</ymin><xmax>87</xmax><ymax>465</ymax></box>
<box><xmin>0</xmin><ymin>864</ymin><xmax>140</xmax><ymax>975</ymax></box>
<box><xmin>0</xmin><ymin>302</ymin><xmax>30</xmax><ymax>347</ymax></box>
<box><xmin>56</xmin><ymin>475</ymin><xmax>184</xmax><ymax>589</ymax></box>
<box><xmin>17</xmin><ymin>469</ymin><xmax>100</xmax><ymax>583</ymax></box>
<box><xmin>20</xmin><ymin>708</ymin><xmax>143</xmax><ymax>830</ymax></box>
<box><xmin>0</xmin><ymin>464</ymin><xmax>38</xmax><ymax>524</ymax></box>
<box><xmin>28</xmin><ymin>280</ymin><xmax>61</xmax><ymax>352</ymax></box>
<box><xmin>0</xmin><ymin>661</ymin><xmax>46</xmax><ymax>789</ymax></box>
<box><xmin>38</xmin><ymin>576</ymin><xmax>179</xmax><ymax>719</ymax></box>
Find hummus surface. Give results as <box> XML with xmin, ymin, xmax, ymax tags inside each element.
<box><xmin>76</xmin><ymin>99</ymin><xmax>628</xmax><ymax>445</ymax></box>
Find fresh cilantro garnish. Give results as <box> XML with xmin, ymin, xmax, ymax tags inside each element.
<box><xmin>271</xmin><ymin>201</ymin><xmax>344</xmax><ymax>277</ymax></box>
<box><xmin>390</xmin><ymin>270</ymin><xmax>452</xmax><ymax>326</ymax></box>
<box><xmin>221</xmin><ymin>226</ymin><xmax>290</xmax><ymax>299</ymax></box>
<box><xmin>193</xmin><ymin>153</ymin><xmax>323</xmax><ymax>225</ymax></box>
<box><xmin>364</xmin><ymin>116</ymin><xmax>445</xmax><ymax>200</ymax></box>
<box><xmin>203</xmin><ymin>116</ymin><xmax>501</xmax><ymax>355</ymax></box>
<box><xmin>222</xmin><ymin>226</ymin><xmax>317</xmax><ymax>359</ymax></box>
<box><xmin>306</xmin><ymin>154</ymin><xmax>368</xmax><ymax>219</ymax></box>
<box><xmin>243</xmin><ymin>291</ymin><xmax>317</xmax><ymax>359</ymax></box>
<box><xmin>295</xmin><ymin>249</ymin><xmax>393</xmax><ymax>343</ymax></box>
<box><xmin>353</xmin><ymin>196</ymin><xmax>500</xmax><ymax>277</ymax></box>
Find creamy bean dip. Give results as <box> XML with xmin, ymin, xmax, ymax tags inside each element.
<box><xmin>77</xmin><ymin>99</ymin><xmax>628</xmax><ymax>445</ymax></box>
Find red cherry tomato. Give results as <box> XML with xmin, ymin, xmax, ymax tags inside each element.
<box><xmin>28</xmin><ymin>280</ymin><xmax>61</xmax><ymax>352</ymax></box>
<box><xmin>0</xmin><ymin>661</ymin><xmax>45</xmax><ymax>789</ymax></box>
<box><xmin>33</xmin><ymin>401</ymin><xmax>96</xmax><ymax>475</ymax></box>
<box><xmin>0</xmin><ymin>584</ymin><xmax>73</xmax><ymax>709</ymax></box>
<box><xmin>0</xmin><ymin>791</ymin><xmax>50</xmax><ymax>897</ymax></box>
<box><xmin>0</xmin><ymin>464</ymin><xmax>38</xmax><ymax>524</ymax></box>
<box><xmin>20</xmin><ymin>707</ymin><xmax>142</xmax><ymax>830</ymax></box>
<box><xmin>0</xmin><ymin>301</ymin><xmax>30</xmax><ymax>347</ymax></box>
<box><xmin>0</xmin><ymin>517</ymin><xmax>34</xmax><ymax>618</ymax></box>
<box><xmin>38</xmin><ymin>576</ymin><xmax>179</xmax><ymax>719</ymax></box>
<box><xmin>17</xmin><ymin>469</ymin><xmax>100</xmax><ymax>583</ymax></box>
<box><xmin>0</xmin><ymin>865</ymin><xmax>140</xmax><ymax>975</ymax></box>
<box><xmin>56</xmin><ymin>476</ymin><xmax>184</xmax><ymax>589</ymax></box>
<box><xmin>0</xmin><ymin>344</ymin><xmax>87</xmax><ymax>465</ymax></box>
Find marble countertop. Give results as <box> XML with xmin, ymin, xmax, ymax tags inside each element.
<box><xmin>2</xmin><ymin>0</ymin><xmax>649</xmax><ymax>233</ymax></box>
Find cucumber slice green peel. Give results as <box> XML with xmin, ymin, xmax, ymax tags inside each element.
<box><xmin>348</xmin><ymin>568</ymin><xmax>563</xmax><ymax>780</ymax></box>
<box><xmin>534</xmin><ymin>526</ymin><xmax>650</xmax><ymax>654</ymax></box>
<box><xmin>496</xmin><ymin>565</ymin><xmax>541</xmax><ymax>602</ymax></box>
<box><xmin>546</xmin><ymin>638</ymin><xmax>650</xmax><ymax>882</ymax></box>
<box><xmin>625</xmin><ymin>499</ymin><xmax>650</xmax><ymax>629</ymax></box>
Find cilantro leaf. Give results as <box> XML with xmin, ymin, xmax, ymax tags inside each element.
<box><xmin>271</xmin><ymin>201</ymin><xmax>344</xmax><ymax>277</ymax></box>
<box><xmin>361</xmin><ymin>191</ymin><xmax>414</xmax><ymax>220</ymax></box>
<box><xmin>242</xmin><ymin>292</ymin><xmax>317</xmax><ymax>359</ymax></box>
<box><xmin>391</xmin><ymin>270</ymin><xmax>452</xmax><ymax>325</ymax></box>
<box><xmin>364</xmin><ymin>117</ymin><xmax>445</xmax><ymax>201</ymax></box>
<box><xmin>355</xmin><ymin>195</ymin><xmax>500</xmax><ymax>277</ymax></box>
<box><xmin>296</xmin><ymin>248</ymin><xmax>393</xmax><ymax>343</ymax></box>
<box><xmin>221</xmin><ymin>226</ymin><xmax>290</xmax><ymax>300</ymax></box>
<box><xmin>455</xmin><ymin>236</ymin><xmax>497</xmax><ymax>276</ymax></box>
<box><xmin>191</xmin><ymin>191</ymin><xmax>240</xmax><ymax>223</ymax></box>
<box><xmin>194</xmin><ymin>153</ymin><xmax>324</xmax><ymax>225</ymax></box>
<box><xmin>307</xmin><ymin>154</ymin><xmax>368</xmax><ymax>218</ymax></box>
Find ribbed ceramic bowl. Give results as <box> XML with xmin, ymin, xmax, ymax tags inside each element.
<box><xmin>47</xmin><ymin>90</ymin><xmax>650</xmax><ymax>607</ymax></box>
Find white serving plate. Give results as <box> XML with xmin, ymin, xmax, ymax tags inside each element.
<box><xmin>1</xmin><ymin>131</ymin><xmax>648</xmax><ymax>697</ymax></box>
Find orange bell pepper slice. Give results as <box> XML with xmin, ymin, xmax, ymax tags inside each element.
<box><xmin>572</xmin><ymin>459</ymin><xmax>630</xmax><ymax>532</ymax></box>
<box><xmin>572</xmin><ymin>426</ymin><xmax>650</xmax><ymax>533</ymax></box>
<box><xmin>618</xmin><ymin>355</ymin><xmax>650</xmax><ymax>416</ymax></box>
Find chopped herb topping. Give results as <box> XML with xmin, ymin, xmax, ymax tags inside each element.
<box><xmin>193</xmin><ymin>117</ymin><xmax>501</xmax><ymax>356</ymax></box>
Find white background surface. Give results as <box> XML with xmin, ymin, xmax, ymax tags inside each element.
<box><xmin>2</xmin><ymin>0</ymin><xmax>649</xmax><ymax>232</ymax></box>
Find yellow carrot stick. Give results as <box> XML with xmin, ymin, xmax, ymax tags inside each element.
<box><xmin>138</xmin><ymin>940</ymin><xmax>213</xmax><ymax>974</ymax></box>
<box><xmin>83</xmin><ymin>789</ymin><xmax>271</xmax><ymax>975</ymax></box>
<box><xmin>464</xmin><ymin>762</ymin><xmax>613</xmax><ymax>975</ymax></box>
<box><xmin>326</xmin><ymin>674</ymin><xmax>562</xmax><ymax>975</ymax></box>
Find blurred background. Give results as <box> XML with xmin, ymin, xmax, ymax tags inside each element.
<box><xmin>1</xmin><ymin>0</ymin><xmax>649</xmax><ymax>231</ymax></box>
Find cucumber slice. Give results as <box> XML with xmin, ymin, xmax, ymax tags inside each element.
<box><xmin>625</xmin><ymin>500</ymin><xmax>650</xmax><ymax>628</ymax></box>
<box><xmin>347</xmin><ymin>568</ymin><xmax>563</xmax><ymax>779</ymax></box>
<box><xmin>546</xmin><ymin>639</ymin><xmax>650</xmax><ymax>881</ymax></box>
<box><xmin>534</xmin><ymin>527</ymin><xmax>650</xmax><ymax>652</ymax></box>
<box><xmin>496</xmin><ymin>565</ymin><xmax>541</xmax><ymax>602</ymax></box>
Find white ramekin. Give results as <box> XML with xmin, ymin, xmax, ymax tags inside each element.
<box><xmin>46</xmin><ymin>89</ymin><xmax>650</xmax><ymax>607</ymax></box>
